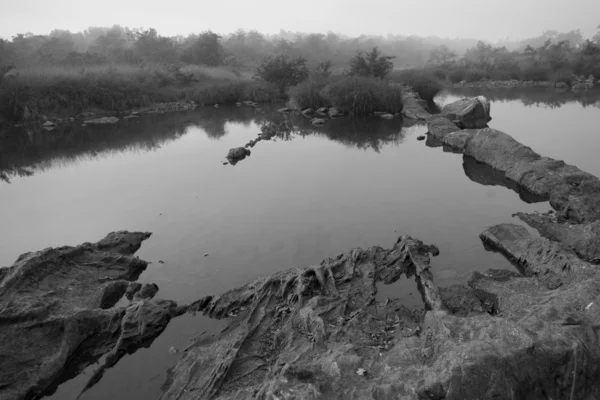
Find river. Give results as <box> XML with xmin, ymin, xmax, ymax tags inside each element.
<box><xmin>1</xmin><ymin>87</ymin><xmax>599</xmax><ymax>399</ymax></box>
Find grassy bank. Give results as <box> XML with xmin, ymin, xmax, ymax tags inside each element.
<box><xmin>0</xmin><ymin>64</ymin><xmax>281</xmax><ymax>122</ymax></box>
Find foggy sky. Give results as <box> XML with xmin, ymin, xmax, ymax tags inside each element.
<box><xmin>2</xmin><ymin>0</ymin><xmax>599</xmax><ymax>41</ymax></box>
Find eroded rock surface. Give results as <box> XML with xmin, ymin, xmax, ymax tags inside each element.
<box><xmin>0</xmin><ymin>231</ymin><xmax>184</xmax><ymax>400</ymax></box>
<box><xmin>401</xmin><ymin>92</ymin><xmax>431</xmax><ymax>120</ymax></box>
<box><xmin>161</xmin><ymin>227</ymin><xmax>600</xmax><ymax>399</ymax></box>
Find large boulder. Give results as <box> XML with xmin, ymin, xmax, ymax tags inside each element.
<box><xmin>442</xmin><ymin>96</ymin><xmax>491</xmax><ymax>128</ymax></box>
<box><xmin>161</xmin><ymin>229</ymin><xmax>600</xmax><ymax>400</ymax></box>
<box><xmin>0</xmin><ymin>232</ymin><xmax>185</xmax><ymax>400</ymax></box>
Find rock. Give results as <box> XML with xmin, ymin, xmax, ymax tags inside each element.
<box><xmin>417</xmin><ymin>135</ymin><xmax>426</xmax><ymax>141</ymax></box>
<box><xmin>125</xmin><ymin>282</ymin><xmax>143</xmax><ymax>300</ymax></box>
<box><xmin>442</xmin><ymin>96</ymin><xmax>491</xmax><ymax>129</ymax></box>
<box><xmin>277</xmin><ymin>107</ymin><xmax>292</xmax><ymax>113</ymax></box>
<box><xmin>301</xmin><ymin>108</ymin><xmax>313</xmax><ymax>114</ymax></box>
<box><xmin>123</xmin><ymin>114</ymin><xmax>139</xmax><ymax>119</ymax></box>
<box><xmin>214</xmin><ymin>104</ymin><xmax>219</xmax><ymax>108</ymax></box>
<box><xmin>573</xmin><ymin>82</ymin><xmax>588</xmax><ymax>91</ymax></box>
<box><xmin>161</xmin><ymin>229</ymin><xmax>600</xmax><ymax>399</ymax></box>
<box><xmin>84</xmin><ymin>116</ymin><xmax>119</xmax><ymax>125</ymax></box>
<box><xmin>316</xmin><ymin>107</ymin><xmax>329</xmax><ymax>114</ymax></box>
<box><xmin>226</xmin><ymin>147</ymin><xmax>251</xmax><ymax>165</ymax></box>
<box><xmin>401</xmin><ymin>92</ymin><xmax>431</xmax><ymax>120</ymax></box>
<box><xmin>555</xmin><ymin>81</ymin><xmax>569</xmax><ymax>91</ymax></box>
<box><xmin>311</xmin><ymin>118</ymin><xmax>326</xmax><ymax>126</ymax></box>
<box><xmin>328</xmin><ymin>107</ymin><xmax>343</xmax><ymax>118</ymax></box>
<box><xmin>222</xmin><ymin>162</ymin><xmax>228</xmax><ymax>165</ymax></box>
<box><xmin>0</xmin><ymin>232</ymin><xmax>184</xmax><ymax>400</ymax></box>
<box><xmin>133</xmin><ymin>283</ymin><xmax>159</xmax><ymax>301</ymax></box>
<box><xmin>426</xmin><ymin>115</ymin><xmax>461</xmax><ymax>141</ymax></box>
<box><xmin>42</xmin><ymin>121</ymin><xmax>56</xmax><ymax>127</ymax></box>
<box><xmin>235</xmin><ymin>102</ymin><xmax>242</xmax><ymax>106</ymax></box>
<box><xmin>373</xmin><ymin>111</ymin><xmax>388</xmax><ymax>116</ymax></box>
<box><xmin>380</xmin><ymin>113</ymin><xmax>394</xmax><ymax>120</ymax></box>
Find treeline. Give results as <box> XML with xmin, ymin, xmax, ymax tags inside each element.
<box><xmin>428</xmin><ymin>27</ymin><xmax>600</xmax><ymax>83</ymax></box>
<box><xmin>0</xmin><ymin>25</ymin><xmax>480</xmax><ymax>70</ymax></box>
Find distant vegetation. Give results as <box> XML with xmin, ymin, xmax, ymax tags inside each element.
<box><xmin>1</xmin><ymin>25</ymin><xmax>599</xmax><ymax>123</ymax></box>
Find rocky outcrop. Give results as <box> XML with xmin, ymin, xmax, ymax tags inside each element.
<box><xmin>0</xmin><ymin>231</ymin><xmax>184</xmax><ymax>400</ymax></box>
<box><xmin>84</xmin><ymin>116</ymin><xmax>120</xmax><ymax>125</ymax></box>
<box><xmin>442</xmin><ymin>96</ymin><xmax>491</xmax><ymax>128</ymax></box>
<box><xmin>161</xmin><ymin>224</ymin><xmax>600</xmax><ymax>399</ymax></box>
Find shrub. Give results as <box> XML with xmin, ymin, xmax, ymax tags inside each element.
<box><xmin>447</xmin><ymin>69</ymin><xmax>464</xmax><ymax>83</ymax></box>
<box><xmin>463</xmin><ymin>69</ymin><xmax>488</xmax><ymax>82</ymax></box>
<box><xmin>241</xmin><ymin>81</ymin><xmax>280</xmax><ymax>103</ymax></box>
<box><xmin>347</xmin><ymin>47</ymin><xmax>395</xmax><ymax>78</ymax></box>
<box><xmin>432</xmin><ymin>68</ymin><xmax>447</xmax><ymax>80</ymax></box>
<box><xmin>551</xmin><ymin>69</ymin><xmax>574</xmax><ymax>86</ymax></box>
<box><xmin>254</xmin><ymin>54</ymin><xmax>309</xmax><ymax>94</ymax></box>
<box><xmin>388</xmin><ymin>69</ymin><xmax>443</xmax><ymax>102</ymax></box>
<box><xmin>288</xmin><ymin>76</ymin><xmax>330</xmax><ymax>109</ymax></box>
<box><xmin>321</xmin><ymin>76</ymin><xmax>403</xmax><ymax>116</ymax></box>
<box><xmin>520</xmin><ymin>66</ymin><xmax>549</xmax><ymax>82</ymax></box>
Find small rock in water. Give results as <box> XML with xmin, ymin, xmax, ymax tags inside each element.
<box><xmin>312</xmin><ymin>118</ymin><xmax>326</xmax><ymax>126</ymax></box>
<box><xmin>235</xmin><ymin>102</ymin><xmax>242</xmax><ymax>106</ymax></box>
<box><xmin>42</xmin><ymin>121</ymin><xmax>56</xmax><ymax>127</ymax></box>
<box><xmin>277</xmin><ymin>107</ymin><xmax>292</xmax><ymax>113</ymax></box>
<box><xmin>223</xmin><ymin>161</ymin><xmax>229</xmax><ymax>165</ymax></box>
<box><xmin>158</xmin><ymin>260</ymin><xmax>165</xmax><ymax>264</ymax></box>
<box><xmin>380</xmin><ymin>113</ymin><xmax>394</xmax><ymax>120</ymax></box>
<box><xmin>204</xmin><ymin>253</ymin><xmax>209</xmax><ymax>257</ymax></box>
<box><xmin>169</xmin><ymin>346</ymin><xmax>178</xmax><ymax>354</ymax></box>
<box><xmin>417</xmin><ymin>135</ymin><xmax>426</xmax><ymax>141</ymax></box>
<box><xmin>214</xmin><ymin>104</ymin><xmax>219</xmax><ymax>108</ymax></box>
<box><xmin>356</xmin><ymin>368</ymin><xmax>367</xmax><ymax>376</ymax></box>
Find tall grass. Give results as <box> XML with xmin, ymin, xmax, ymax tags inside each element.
<box><xmin>0</xmin><ymin>64</ymin><xmax>280</xmax><ymax>122</ymax></box>
<box><xmin>288</xmin><ymin>75</ymin><xmax>331</xmax><ymax>109</ymax></box>
<box><xmin>320</xmin><ymin>76</ymin><xmax>403</xmax><ymax>115</ymax></box>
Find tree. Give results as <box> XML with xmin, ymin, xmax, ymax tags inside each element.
<box><xmin>182</xmin><ymin>31</ymin><xmax>223</xmax><ymax>66</ymax></box>
<box><xmin>429</xmin><ymin>45</ymin><xmax>456</xmax><ymax>67</ymax></box>
<box><xmin>254</xmin><ymin>54</ymin><xmax>309</xmax><ymax>94</ymax></box>
<box><xmin>347</xmin><ymin>47</ymin><xmax>394</xmax><ymax>78</ymax></box>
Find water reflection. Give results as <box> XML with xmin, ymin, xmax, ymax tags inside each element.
<box><xmin>442</xmin><ymin>87</ymin><xmax>600</xmax><ymax>109</ymax></box>
<box><xmin>462</xmin><ymin>156</ymin><xmax>547</xmax><ymax>204</ymax></box>
<box><xmin>1</xmin><ymin>107</ymin><xmax>411</xmax><ymax>182</ymax></box>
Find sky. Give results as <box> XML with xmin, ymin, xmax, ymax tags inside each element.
<box><xmin>1</xmin><ymin>0</ymin><xmax>599</xmax><ymax>41</ymax></box>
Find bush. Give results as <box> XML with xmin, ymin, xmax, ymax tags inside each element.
<box><xmin>551</xmin><ymin>69</ymin><xmax>574</xmax><ymax>86</ymax></box>
<box><xmin>520</xmin><ymin>67</ymin><xmax>549</xmax><ymax>82</ymax></box>
<box><xmin>288</xmin><ymin>76</ymin><xmax>330</xmax><ymax>109</ymax></box>
<box><xmin>389</xmin><ymin>69</ymin><xmax>443</xmax><ymax>102</ymax></box>
<box><xmin>447</xmin><ymin>69</ymin><xmax>464</xmax><ymax>83</ymax></box>
<box><xmin>347</xmin><ymin>47</ymin><xmax>395</xmax><ymax>78</ymax></box>
<box><xmin>254</xmin><ymin>54</ymin><xmax>309</xmax><ymax>94</ymax></box>
<box><xmin>463</xmin><ymin>69</ymin><xmax>488</xmax><ymax>82</ymax></box>
<box><xmin>432</xmin><ymin>68</ymin><xmax>447</xmax><ymax>80</ymax></box>
<box><xmin>321</xmin><ymin>76</ymin><xmax>403</xmax><ymax>115</ymax></box>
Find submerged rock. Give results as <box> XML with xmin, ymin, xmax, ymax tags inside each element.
<box><xmin>442</xmin><ymin>96</ymin><xmax>491</xmax><ymax>128</ymax></box>
<box><xmin>226</xmin><ymin>147</ymin><xmax>251</xmax><ymax>165</ymax></box>
<box><xmin>84</xmin><ymin>116</ymin><xmax>120</xmax><ymax>125</ymax></box>
<box><xmin>311</xmin><ymin>118</ymin><xmax>326</xmax><ymax>126</ymax></box>
<box><xmin>380</xmin><ymin>113</ymin><xmax>394</xmax><ymax>119</ymax></box>
<box><xmin>0</xmin><ymin>231</ymin><xmax>184</xmax><ymax>400</ymax></box>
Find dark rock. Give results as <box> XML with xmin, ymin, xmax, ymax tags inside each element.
<box><xmin>442</xmin><ymin>96</ymin><xmax>491</xmax><ymax>128</ymax></box>
<box><xmin>125</xmin><ymin>282</ymin><xmax>142</xmax><ymax>300</ymax></box>
<box><xmin>133</xmin><ymin>283</ymin><xmax>159</xmax><ymax>301</ymax></box>
<box><xmin>417</xmin><ymin>135</ymin><xmax>426</xmax><ymax>141</ymax></box>
<box><xmin>0</xmin><ymin>232</ymin><xmax>184</xmax><ymax>400</ymax></box>
<box><xmin>161</xmin><ymin>229</ymin><xmax>600</xmax><ymax>400</ymax></box>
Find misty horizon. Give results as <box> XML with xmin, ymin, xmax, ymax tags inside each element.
<box><xmin>2</xmin><ymin>0</ymin><xmax>599</xmax><ymax>42</ymax></box>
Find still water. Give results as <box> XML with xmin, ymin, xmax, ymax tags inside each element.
<box><xmin>1</xmin><ymin>88</ymin><xmax>598</xmax><ymax>399</ymax></box>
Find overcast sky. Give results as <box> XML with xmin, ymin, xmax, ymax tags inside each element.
<box><xmin>2</xmin><ymin>0</ymin><xmax>599</xmax><ymax>41</ymax></box>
